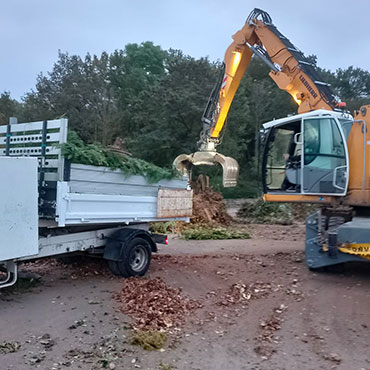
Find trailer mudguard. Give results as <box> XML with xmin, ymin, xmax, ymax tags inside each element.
<box><xmin>103</xmin><ymin>228</ymin><xmax>157</xmax><ymax>261</ymax></box>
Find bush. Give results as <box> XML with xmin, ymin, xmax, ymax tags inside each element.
<box><xmin>150</xmin><ymin>221</ymin><xmax>177</xmax><ymax>234</ymax></box>
<box><xmin>191</xmin><ymin>165</ymin><xmax>261</xmax><ymax>199</ymax></box>
<box><xmin>210</xmin><ymin>175</ymin><xmax>261</xmax><ymax>199</ymax></box>
<box><xmin>237</xmin><ymin>198</ymin><xmax>293</xmax><ymax>225</ymax></box>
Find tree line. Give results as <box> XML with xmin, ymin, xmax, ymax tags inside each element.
<box><xmin>1</xmin><ymin>42</ymin><xmax>370</xmax><ymax>196</ymax></box>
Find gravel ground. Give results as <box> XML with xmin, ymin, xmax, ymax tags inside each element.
<box><xmin>1</xmin><ymin>223</ymin><xmax>370</xmax><ymax>370</ymax></box>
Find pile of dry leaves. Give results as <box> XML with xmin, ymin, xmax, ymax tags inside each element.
<box><xmin>114</xmin><ymin>277</ymin><xmax>202</xmax><ymax>331</ymax></box>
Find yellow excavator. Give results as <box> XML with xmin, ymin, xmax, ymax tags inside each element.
<box><xmin>174</xmin><ymin>8</ymin><xmax>370</xmax><ymax>270</ymax></box>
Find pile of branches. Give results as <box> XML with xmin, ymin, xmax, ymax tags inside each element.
<box><xmin>61</xmin><ymin>131</ymin><xmax>179</xmax><ymax>183</ymax></box>
<box><xmin>191</xmin><ymin>175</ymin><xmax>232</xmax><ymax>226</ymax></box>
<box><xmin>178</xmin><ymin>175</ymin><xmax>251</xmax><ymax>240</ymax></box>
<box><xmin>113</xmin><ymin>277</ymin><xmax>201</xmax><ymax>331</ymax></box>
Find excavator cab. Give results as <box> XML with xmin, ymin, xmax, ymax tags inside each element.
<box><xmin>262</xmin><ymin>110</ymin><xmax>351</xmax><ymax>198</ymax></box>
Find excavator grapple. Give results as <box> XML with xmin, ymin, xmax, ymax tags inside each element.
<box><xmin>173</xmin><ymin>151</ymin><xmax>239</xmax><ymax>187</ymax></box>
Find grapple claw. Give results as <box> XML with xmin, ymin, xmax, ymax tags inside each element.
<box><xmin>173</xmin><ymin>151</ymin><xmax>239</xmax><ymax>187</ymax></box>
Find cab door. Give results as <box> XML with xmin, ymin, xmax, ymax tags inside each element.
<box><xmin>302</xmin><ymin>117</ymin><xmax>349</xmax><ymax>195</ymax></box>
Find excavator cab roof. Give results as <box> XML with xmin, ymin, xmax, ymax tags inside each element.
<box><xmin>262</xmin><ymin>110</ymin><xmax>353</xmax><ymax>130</ymax></box>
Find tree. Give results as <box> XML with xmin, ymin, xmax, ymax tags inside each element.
<box><xmin>13</xmin><ymin>43</ymin><xmax>370</xmax><ymax>198</ymax></box>
<box><xmin>0</xmin><ymin>91</ymin><xmax>23</xmax><ymax>125</ymax></box>
<box><xmin>310</xmin><ymin>58</ymin><xmax>370</xmax><ymax>112</ymax></box>
<box><xmin>124</xmin><ymin>50</ymin><xmax>219</xmax><ymax>167</ymax></box>
<box><xmin>109</xmin><ymin>42</ymin><xmax>167</xmax><ymax>136</ymax></box>
<box><xmin>23</xmin><ymin>51</ymin><xmax>120</xmax><ymax>144</ymax></box>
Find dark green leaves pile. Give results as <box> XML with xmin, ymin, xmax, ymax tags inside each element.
<box><xmin>61</xmin><ymin>131</ymin><xmax>180</xmax><ymax>183</ymax></box>
<box><xmin>237</xmin><ymin>198</ymin><xmax>293</xmax><ymax>225</ymax></box>
<box><xmin>181</xmin><ymin>226</ymin><xmax>250</xmax><ymax>240</ymax></box>
<box><xmin>237</xmin><ymin>198</ymin><xmax>317</xmax><ymax>224</ymax></box>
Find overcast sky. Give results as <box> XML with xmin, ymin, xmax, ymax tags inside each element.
<box><xmin>1</xmin><ymin>0</ymin><xmax>370</xmax><ymax>100</ymax></box>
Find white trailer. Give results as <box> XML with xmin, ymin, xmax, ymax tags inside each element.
<box><xmin>0</xmin><ymin>118</ymin><xmax>192</xmax><ymax>288</ymax></box>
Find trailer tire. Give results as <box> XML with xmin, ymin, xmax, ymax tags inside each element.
<box><xmin>108</xmin><ymin>237</ymin><xmax>152</xmax><ymax>277</ymax></box>
<box><xmin>107</xmin><ymin>260</ymin><xmax>122</xmax><ymax>276</ymax></box>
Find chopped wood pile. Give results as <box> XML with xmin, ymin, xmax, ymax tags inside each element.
<box><xmin>191</xmin><ymin>175</ymin><xmax>232</xmax><ymax>226</ymax></box>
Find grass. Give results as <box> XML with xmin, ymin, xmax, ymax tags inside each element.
<box><xmin>158</xmin><ymin>363</ymin><xmax>176</xmax><ymax>370</ymax></box>
<box><xmin>130</xmin><ymin>330</ymin><xmax>167</xmax><ymax>351</ymax></box>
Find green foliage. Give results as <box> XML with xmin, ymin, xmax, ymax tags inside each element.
<box><xmin>125</xmin><ymin>50</ymin><xmax>220</xmax><ymax>167</ymax></box>
<box><xmin>6</xmin><ymin>42</ymin><xmax>370</xmax><ymax>199</ymax></box>
<box><xmin>149</xmin><ymin>221</ymin><xmax>176</xmax><ymax>234</ymax></box>
<box><xmin>23</xmin><ymin>51</ymin><xmax>121</xmax><ymax>145</ymax></box>
<box><xmin>158</xmin><ymin>363</ymin><xmax>176</xmax><ymax>370</ymax></box>
<box><xmin>181</xmin><ymin>226</ymin><xmax>250</xmax><ymax>240</ymax></box>
<box><xmin>220</xmin><ymin>179</ymin><xmax>260</xmax><ymax>199</ymax></box>
<box><xmin>130</xmin><ymin>330</ymin><xmax>167</xmax><ymax>351</ymax></box>
<box><xmin>62</xmin><ymin>131</ymin><xmax>179</xmax><ymax>183</ymax></box>
<box><xmin>209</xmin><ymin>171</ymin><xmax>261</xmax><ymax>199</ymax></box>
<box><xmin>315</xmin><ymin>63</ymin><xmax>370</xmax><ymax>112</ymax></box>
<box><xmin>237</xmin><ymin>199</ymin><xmax>317</xmax><ymax>223</ymax></box>
<box><xmin>0</xmin><ymin>91</ymin><xmax>24</xmax><ymax>124</ymax></box>
<box><xmin>237</xmin><ymin>198</ymin><xmax>293</xmax><ymax>225</ymax></box>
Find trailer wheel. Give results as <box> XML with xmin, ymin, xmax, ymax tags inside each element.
<box><xmin>108</xmin><ymin>237</ymin><xmax>152</xmax><ymax>277</ymax></box>
<box><xmin>107</xmin><ymin>260</ymin><xmax>122</xmax><ymax>276</ymax></box>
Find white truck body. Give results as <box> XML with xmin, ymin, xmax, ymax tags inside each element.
<box><xmin>0</xmin><ymin>157</ymin><xmax>39</xmax><ymax>260</ymax></box>
<box><xmin>0</xmin><ymin>118</ymin><xmax>192</xmax><ymax>288</ymax></box>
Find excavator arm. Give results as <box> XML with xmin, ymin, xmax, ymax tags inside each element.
<box><xmin>174</xmin><ymin>8</ymin><xmax>339</xmax><ymax>187</ymax></box>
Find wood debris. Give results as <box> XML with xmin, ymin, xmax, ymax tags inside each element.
<box><xmin>114</xmin><ymin>277</ymin><xmax>201</xmax><ymax>331</ymax></box>
<box><xmin>217</xmin><ymin>281</ymin><xmax>273</xmax><ymax>306</ymax></box>
<box><xmin>191</xmin><ymin>185</ymin><xmax>232</xmax><ymax>226</ymax></box>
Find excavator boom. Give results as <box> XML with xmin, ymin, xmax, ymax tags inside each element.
<box><xmin>174</xmin><ymin>8</ymin><xmax>339</xmax><ymax>187</ymax></box>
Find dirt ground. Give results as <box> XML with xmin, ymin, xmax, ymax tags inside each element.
<box><xmin>2</xmin><ymin>222</ymin><xmax>370</xmax><ymax>370</ymax></box>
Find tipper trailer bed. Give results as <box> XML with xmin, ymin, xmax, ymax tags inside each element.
<box><xmin>0</xmin><ymin>118</ymin><xmax>192</xmax><ymax>288</ymax></box>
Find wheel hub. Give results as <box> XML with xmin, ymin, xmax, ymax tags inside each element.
<box><xmin>129</xmin><ymin>245</ymin><xmax>147</xmax><ymax>272</ymax></box>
